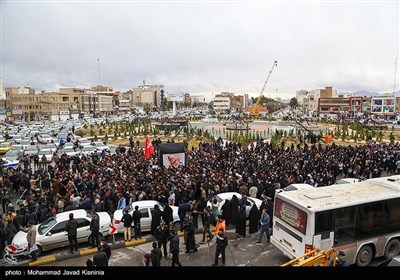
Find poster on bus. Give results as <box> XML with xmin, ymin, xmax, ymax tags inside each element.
<box><xmin>274</xmin><ymin>198</ymin><xmax>307</xmax><ymax>234</ymax></box>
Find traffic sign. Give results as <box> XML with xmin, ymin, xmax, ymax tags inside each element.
<box><xmin>109</xmin><ymin>225</ymin><xmax>117</xmax><ymax>235</ymax></box>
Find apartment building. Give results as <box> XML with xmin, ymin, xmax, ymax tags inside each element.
<box><xmin>6</xmin><ymin>89</ymin><xmax>81</xmax><ymax>122</ymax></box>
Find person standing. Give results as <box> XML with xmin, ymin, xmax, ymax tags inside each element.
<box><xmin>132</xmin><ymin>205</ymin><xmax>142</xmax><ymax>239</ymax></box>
<box><xmin>170</xmin><ymin>230</ymin><xmax>182</xmax><ymax>267</ymax></box>
<box><xmin>19</xmin><ymin>220</ymin><xmax>37</xmax><ymax>261</ymax></box>
<box><xmin>155</xmin><ymin>220</ymin><xmax>169</xmax><ymax>258</ymax></box>
<box><xmin>212</xmin><ymin>228</ymin><xmax>228</xmax><ymax>266</ymax></box>
<box><xmin>121</xmin><ymin>209</ymin><xmax>133</xmax><ymax>242</ymax></box>
<box><xmin>200</xmin><ymin>207</ymin><xmax>213</xmax><ymax>244</ymax></box>
<box><xmin>150</xmin><ymin>241</ymin><xmax>162</xmax><ymax>267</ymax></box>
<box><xmin>256</xmin><ymin>209</ymin><xmax>270</xmax><ymax>244</ymax></box>
<box><xmin>90</xmin><ymin>210</ymin><xmax>100</xmax><ymax>248</ymax></box>
<box><xmin>64</xmin><ymin>213</ymin><xmax>78</xmax><ymax>253</ymax></box>
<box><xmin>101</xmin><ymin>238</ymin><xmax>111</xmax><ymax>265</ymax></box>
<box><xmin>93</xmin><ymin>244</ymin><xmax>108</xmax><ymax>267</ymax></box>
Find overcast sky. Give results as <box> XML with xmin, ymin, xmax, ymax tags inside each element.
<box><xmin>1</xmin><ymin>0</ymin><xmax>399</xmax><ymax>100</ymax></box>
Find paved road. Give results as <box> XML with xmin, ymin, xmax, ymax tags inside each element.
<box><xmin>43</xmin><ymin>230</ymin><xmax>289</xmax><ymax>267</ymax></box>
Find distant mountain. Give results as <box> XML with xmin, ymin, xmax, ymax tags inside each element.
<box><xmin>354</xmin><ymin>90</ymin><xmax>400</xmax><ymax>97</ymax></box>
<box><xmin>354</xmin><ymin>90</ymin><xmax>381</xmax><ymax>97</ymax></box>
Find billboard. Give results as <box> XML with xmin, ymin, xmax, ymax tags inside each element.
<box><xmin>169</xmin><ymin>91</ymin><xmax>184</xmax><ymax>102</ymax></box>
<box><xmin>159</xmin><ymin>143</ymin><xmax>186</xmax><ymax>168</ymax></box>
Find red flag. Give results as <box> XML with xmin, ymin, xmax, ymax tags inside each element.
<box><xmin>144</xmin><ymin>135</ymin><xmax>154</xmax><ymax>159</ymax></box>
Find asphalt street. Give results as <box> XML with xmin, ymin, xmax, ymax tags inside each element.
<box><xmin>43</xmin><ymin>229</ymin><xmax>289</xmax><ymax>267</ymax></box>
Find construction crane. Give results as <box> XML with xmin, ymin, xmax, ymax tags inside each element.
<box><xmin>250</xmin><ymin>60</ymin><xmax>278</xmax><ymax>117</ymax></box>
<box><xmin>281</xmin><ymin>247</ymin><xmax>337</xmax><ymax>267</ymax></box>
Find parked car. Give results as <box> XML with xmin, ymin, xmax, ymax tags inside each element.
<box><xmin>44</xmin><ymin>142</ymin><xmax>58</xmax><ymax>154</ymax></box>
<box><xmin>78</xmin><ymin>138</ymin><xmax>91</xmax><ymax>149</ymax></box>
<box><xmin>281</xmin><ymin>183</ymin><xmax>314</xmax><ymax>191</ymax></box>
<box><xmin>23</xmin><ymin>145</ymin><xmax>39</xmax><ymax>157</ymax></box>
<box><xmin>38</xmin><ymin>148</ymin><xmax>54</xmax><ymax>163</ymax></box>
<box><xmin>10</xmin><ymin>209</ymin><xmax>111</xmax><ymax>256</ymax></box>
<box><xmin>80</xmin><ymin>145</ymin><xmax>95</xmax><ymax>157</ymax></box>
<box><xmin>112</xmin><ymin>200</ymin><xmax>180</xmax><ymax>234</ymax></box>
<box><xmin>0</xmin><ymin>142</ymin><xmax>12</xmax><ymax>154</ymax></box>
<box><xmin>2</xmin><ymin>158</ymin><xmax>20</xmax><ymax>170</ymax></box>
<box><xmin>206</xmin><ymin>192</ymin><xmax>263</xmax><ymax>218</ymax></box>
<box><xmin>64</xmin><ymin>147</ymin><xmax>79</xmax><ymax>157</ymax></box>
<box><xmin>3</xmin><ymin>149</ymin><xmax>23</xmax><ymax>162</ymax></box>
<box><xmin>91</xmin><ymin>141</ymin><xmax>110</xmax><ymax>152</ymax></box>
<box><xmin>37</xmin><ymin>134</ymin><xmax>53</xmax><ymax>144</ymax></box>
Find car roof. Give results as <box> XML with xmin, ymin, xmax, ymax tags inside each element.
<box><xmin>283</xmin><ymin>183</ymin><xmax>314</xmax><ymax>191</ymax></box>
<box><xmin>131</xmin><ymin>200</ymin><xmax>161</xmax><ymax>208</ymax></box>
<box><xmin>216</xmin><ymin>192</ymin><xmax>242</xmax><ymax>200</ymax></box>
<box><xmin>56</xmin><ymin>209</ymin><xmax>87</xmax><ymax>221</ymax></box>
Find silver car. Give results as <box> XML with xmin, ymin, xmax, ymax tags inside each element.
<box><xmin>11</xmin><ymin>209</ymin><xmax>111</xmax><ymax>256</ymax></box>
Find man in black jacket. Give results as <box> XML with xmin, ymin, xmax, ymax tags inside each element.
<box><xmin>64</xmin><ymin>213</ymin><xmax>78</xmax><ymax>253</ymax></box>
<box><xmin>154</xmin><ymin>220</ymin><xmax>169</xmax><ymax>258</ymax></box>
<box><xmin>93</xmin><ymin>244</ymin><xmax>108</xmax><ymax>267</ymax></box>
<box><xmin>132</xmin><ymin>205</ymin><xmax>142</xmax><ymax>239</ymax></box>
<box><xmin>90</xmin><ymin>210</ymin><xmax>100</xmax><ymax>248</ymax></box>
<box><xmin>170</xmin><ymin>230</ymin><xmax>182</xmax><ymax>267</ymax></box>
<box><xmin>121</xmin><ymin>209</ymin><xmax>133</xmax><ymax>241</ymax></box>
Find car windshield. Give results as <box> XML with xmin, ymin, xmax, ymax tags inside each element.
<box><xmin>83</xmin><ymin>146</ymin><xmax>94</xmax><ymax>151</ymax></box>
<box><xmin>39</xmin><ymin>149</ymin><xmax>52</xmax><ymax>155</ymax></box>
<box><xmin>5</xmin><ymin>150</ymin><xmax>18</xmax><ymax>157</ymax></box>
<box><xmin>0</xmin><ymin>143</ymin><xmax>9</xmax><ymax>147</ymax></box>
<box><xmin>211</xmin><ymin>196</ymin><xmax>223</xmax><ymax>203</ymax></box>
<box><xmin>38</xmin><ymin>217</ymin><xmax>57</xmax><ymax>235</ymax></box>
<box><xmin>64</xmin><ymin>147</ymin><xmax>74</xmax><ymax>152</ymax></box>
<box><xmin>26</xmin><ymin>146</ymin><xmax>37</xmax><ymax>151</ymax></box>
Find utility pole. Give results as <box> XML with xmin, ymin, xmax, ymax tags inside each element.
<box><xmin>97</xmin><ymin>58</ymin><xmax>101</xmax><ymax>85</ymax></box>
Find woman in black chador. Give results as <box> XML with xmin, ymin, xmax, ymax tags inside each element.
<box><xmin>230</xmin><ymin>195</ymin><xmax>239</xmax><ymax>225</ymax></box>
<box><xmin>221</xmin><ymin>199</ymin><xmax>231</xmax><ymax>226</ymax></box>
<box><xmin>248</xmin><ymin>204</ymin><xmax>260</xmax><ymax>234</ymax></box>
<box><xmin>151</xmin><ymin>204</ymin><xmax>163</xmax><ymax>235</ymax></box>
<box><xmin>162</xmin><ymin>204</ymin><xmax>173</xmax><ymax>226</ymax></box>
<box><xmin>235</xmin><ymin>207</ymin><xmax>247</xmax><ymax>237</ymax></box>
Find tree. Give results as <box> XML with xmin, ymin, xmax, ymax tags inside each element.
<box><xmin>289</xmin><ymin>97</ymin><xmax>298</xmax><ymax>108</ymax></box>
<box><xmin>144</xmin><ymin>103</ymin><xmax>152</xmax><ymax>115</ymax></box>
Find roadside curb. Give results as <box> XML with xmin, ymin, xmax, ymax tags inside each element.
<box><xmin>22</xmin><ymin>224</ymin><xmax>234</xmax><ymax>266</ymax></box>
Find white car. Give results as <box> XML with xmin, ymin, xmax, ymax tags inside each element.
<box><xmin>10</xmin><ymin>209</ymin><xmax>111</xmax><ymax>256</ymax></box>
<box><xmin>80</xmin><ymin>145</ymin><xmax>95</xmax><ymax>157</ymax></box>
<box><xmin>38</xmin><ymin>148</ymin><xmax>54</xmax><ymax>163</ymax></box>
<box><xmin>91</xmin><ymin>142</ymin><xmax>110</xmax><ymax>152</ymax></box>
<box><xmin>281</xmin><ymin>183</ymin><xmax>314</xmax><ymax>191</ymax></box>
<box><xmin>44</xmin><ymin>143</ymin><xmax>58</xmax><ymax>154</ymax></box>
<box><xmin>64</xmin><ymin>147</ymin><xmax>80</xmax><ymax>157</ymax></box>
<box><xmin>113</xmin><ymin>200</ymin><xmax>180</xmax><ymax>234</ymax></box>
<box><xmin>78</xmin><ymin>139</ymin><xmax>92</xmax><ymax>149</ymax></box>
<box><xmin>2</xmin><ymin>158</ymin><xmax>20</xmax><ymax>170</ymax></box>
<box><xmin>206</xmin><ymin>192</ymin><xmax>263</xmax><ymax>218</ymax></box>
<box><xmin>37</xmin><ymin>134</ymin><xmax>53</xmax><ymax>144</ymax></box>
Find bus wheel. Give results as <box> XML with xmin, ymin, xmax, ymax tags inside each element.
<box><xmin>356</xmin><ymin>245</ymin><xmax>373</xmax><ymax>266</ymax></box>
<box><xmin>384</xmin><ymin>239</ymin><xmax>400</xmax><ymax>259</ymax></box>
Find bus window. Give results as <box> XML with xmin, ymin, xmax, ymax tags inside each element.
<box><xmin>334</xmin><ymin>207</ymin><xmax>355</xmax><ymax>245</ymax></box>
<box><xmin>356</xmin><ymin>202</ymin><xmax>384</xmax><ymax>239</ymax></box>
<box><xmin>315</xmin><ymin>210</ymin><xmax>333</xmax><ymax>235</ymax></box>
<box><xmin>386</xmin><ymin>199</ymin><xmax>400</xmax><ymax>231</ymax></box>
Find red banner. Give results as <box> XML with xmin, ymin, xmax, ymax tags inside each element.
<box><xmin>144</xmin><ymin>135</ymin><xmax>154</xmax><ymax>159</ymax></box>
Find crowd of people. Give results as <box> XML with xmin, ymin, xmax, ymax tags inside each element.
<box><xmin>1</xmin><ymin>134</ymin><xmax>400</xmax><ymax>264</ymax></box>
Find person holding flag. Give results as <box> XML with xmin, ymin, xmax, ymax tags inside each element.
<box><xmin>145</xmin><ymin>135</ymin><xmax>154</xmax><ymax>159</ymax></box>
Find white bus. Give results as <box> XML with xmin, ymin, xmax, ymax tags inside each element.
<box><xmin>271</xmin><ymin>177</ymin><xmax>400</xmax><ymax>266</ymax></box>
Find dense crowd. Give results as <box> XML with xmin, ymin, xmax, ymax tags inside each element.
<box><xmin>1</xmin><ymin>136</ymin><xmax>400</xmax><ymax>258</ymax></box>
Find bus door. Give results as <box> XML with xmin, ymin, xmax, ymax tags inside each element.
<box><xmin>314</xmin><ymin>211</ymin><xmax>335</xmax><ymax>251</ymax></box>
<box><xmin>313</xmin><ymin>232</ymin><xmax>334</xmax><ymax>251</ymax></box>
